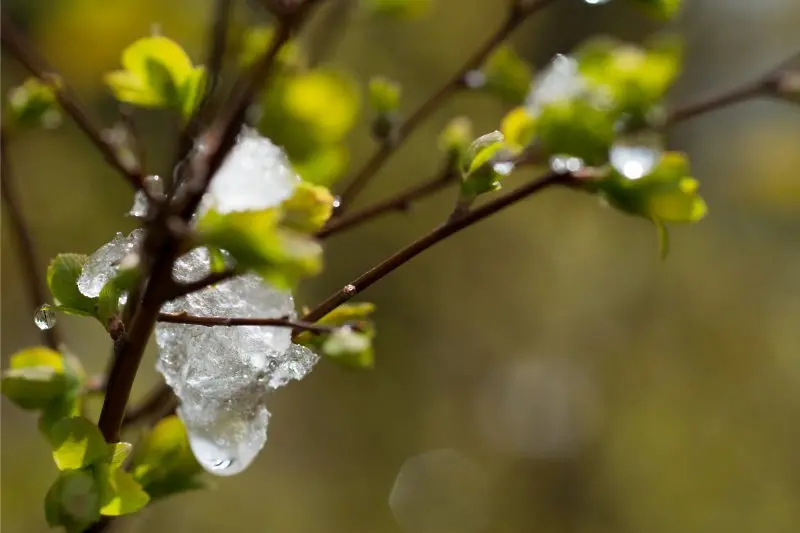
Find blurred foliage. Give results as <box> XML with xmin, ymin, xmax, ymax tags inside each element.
<box><xmin>2</xmin><ymin>1</ymin><xmax>800</xmax><ymax>533</ymax></box>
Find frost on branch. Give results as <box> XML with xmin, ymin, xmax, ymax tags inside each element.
<box><xmin>79</xmin><ymin>129</ymin><xmax>319</xmax><ymax>476</ymax></box>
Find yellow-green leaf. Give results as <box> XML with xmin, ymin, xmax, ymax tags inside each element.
<box><xmin>98</xmin><ymin>465</ymin><xmax>150</xmax><ymax>516</ymax></box>
<box><xmin>45</xmin><ymin>470</ymin><xmax>101</xmax><ymax>531</ymax></box>
<box><xmin>6</xmin><ymin>76</ymin><xmax>62</xmax><ymax>129</ymax></box>
<box><xmin>49</xmin><ymin>417</ymin><xmax>108</xmax><ymax>471</ymax></box>
<box><xmin>281</xmin><ymin>182</ymin><xmax>335</xmax><ymax>232</ymax></box>
<box><xmin>48</xmin><ymin>254</ymin><xmax>98</xmax><ymax>316</ymax></box>
<box><xmin>481</xmin><ymin>44</ymin><xmax>533</xmax><ymax>104</ymax></box>
<box><xmin>369</xmin><ymin>76</ymin><xmax>402</xmax><ymax>115</ymax></box>
<box><xmin>1</xmin><ymin>347</ymin><xmax>68</xmax><ymax>410</ymax></box>
<box><xmin>501</xmin><ymin>107</ymin><xmax>536</xmax><ymax>154</ymax></box>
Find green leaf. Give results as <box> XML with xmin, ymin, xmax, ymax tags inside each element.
<box><xmin>45</xmin><ymin>470</ymin><xmax>101</xmax><ymax>532</ymax></box>
<box><xmin>47</xmin><ymin>254</ymin><xmax>98</xmax><ymax>316</ymax></box>
<box><xmin>460</xmin><ymin>131</ymin><xmax>509</xmax><ymax>197</ymax></box>
<box><xmin>6</xmin><ymin>76</ymin><xmax>62</xmax><ymax>130</ymax></box>
<box><xmin>369</xmin><ymin>76</ymin><xmax>402</xmax><ymax>115</ymax></box>
<box><xmin>1</xmin><ymin>347</ymin><xmax>67</xmax><ymax>410</ymax></box>
<box><xmin>629</xmin><ymin>0</ymin><xmax>682</xmax><ymax>20</ymax></box>
<box><xmin>49</xmin><ymin>417</ymin><xmax>108</xmax><ymax>471</ymax></box>
<box><xmin>438</xmin><ymin>116</ymin><xmax>473</xmax><ymax>160</ymax></box>
<box><xmin>293</xmin><ymin>146</ymin><xmax>350</xmax><ymax>187</ymax></box>
<box><xmin>239</xmin><ymin>26</ymin><xmax>305</xmax><ymax>71</ymax></box>
<box><xmin>105</xmin><ymin>35</ymin><xmax>205</xmax><ymax>117</ymax></box>
<box><xmin>281</xmin><ymin>181</ymin><xmax>335</xmax><ymax>232</ymax></box>
<box><xmin>537</xmin><ymin>98</ymin><xmax>616</xmax><ymax>166</ymax></box>
<box><xmin>108</xmin><ymin>442</ymin><xmax>133</xmax><ymax>469</ymax></box>
<box><xmin>296</xmin><ymin>303</ymin><xmax>377</xmax><ymax>369</ymax></box>
<box><xmin>208</xmin><ymin>246</ymin><xmax>231</xmax><ymax>273</ymax></box>
<box><xmin>39</xmin><ymin>389</ymin><xmax>82</xmax><ymax>439</ymax></box>
<box><xmin>197</xmin><ymin>209</ymin><xmax>323</xmax><ymax>290</ymax></box>
<box><xmin>500</xmin><ymin>107</ymin><xmax>536</xmax><ymax>154</ymax></box>
<box><xmin>481</xmin><ymin>44</ymin><xmax>533</xmax><ymax>104</ymax></box>
<box><xmin>179</xmin><ymin>66</ymin><xmax>207</xmax><ymax>118</ymax></box>
<box><xmin>590</xmin><ymin>152</ymin><xmax>707</xmax><ymax>256</ymax></box>
<box><xmin>295</xmin><ymin>302</ymin><xmax>376</xmax><ymax>346</ymax></box>
<box><xmin>576</xmin><ymin>35</ymin><xmax>683</xmax><ymax>117</ymax></box>
<box><xmin>97</xmin><ymin>465</ymin><xmax>150</xmax><ymax>516</ymax></box>
<box><xmin>97</xmin><ymin>281</ymin><xmax>124</xmax><ymax>326</ymax></box>
<box><xmin>321</xmin><ymin>327</ymin><xmax>375</xmax><ymax>369</ymax></box>
<box><xmin>361</xmin><ymin>0</ymin><xmax>432</xmax><ymax>19</ymax></box>
<box><xmin>282</xmin><ymin>69</ymin><xmax>360</xmax><ymax>144</ymax></box>
<box><xmin>132</xmin><ymin>416</ymin><xmax>205</xmax><ymax>500</ymax></box>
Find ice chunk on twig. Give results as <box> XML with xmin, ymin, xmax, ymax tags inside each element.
<box><xmin>77</xmin><ymin>229</ymin><xmax>145</xmax><ymax>298</ymax></box>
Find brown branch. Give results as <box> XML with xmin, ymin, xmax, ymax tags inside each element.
<box><xmin>0</xmin><ymin>15</ymin><xmax>146</xmax><ymax>193</ymax></box>
<box><xmin>165</xmin><ymin>269</ymin><xmax>238</xmax><ymax>301</ymax></box>
<box><xmin>667</xmin><ymin>81</ymin><xmax>767</xmax><ymax>125</ymax></box>
<box><xmin>317</xmin><ymin>164</ymin><xmax>457</xmax><ymax>238</ymax></box>
<box><xmin>334</xmin><ymin>0</ymin><xmax>557</xmax><ymax>211</ymax></box>
<box><xmin>158</xmin><ymin>311</ymin><xmax>343</xmax><ymax>333</ymax></box>
<box><xmin>0</xmin><ymin>130</ymin><xmax>62</xmax><ymax>350</ymax></box>
<box><xmin>175</xmin><ymin>0</ymin><xmax>234</xmax><ymax>163</ymax></box>
<box><xmin>122</xmin><ymin>383</ymin><xmax>177</xmax><ymax>428</ymax></box>
<box><xmin>303</xmin><ymin>170</ymin><xmax>569</xmax><ymax>323</ymax></box>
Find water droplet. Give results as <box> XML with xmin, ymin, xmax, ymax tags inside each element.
<box><xmin>585</xmin><ymin>0</ymin><xmax>612</xmax><ymax>4</ymax></box>
<box><xmin>463</xmin><ymin>70</ymin><xmax>486</xmax><ymax>89</ymax></box>
<box><xmin>609</xmin><ymin>130</ymin><xmax>663</xmax><ymax>180</ymax></box>
<box><xmin>129</xmin><ymin>175</ymin><xmax>164</xmax><ymax>217</ymax></box>
<box><xmin>492</xmin><ymin>161</ymin><xmax>515</xmax><ymax>176</ymax></box>
<box><xmin>34</xmin><ymin>304</ymin><xmax>56</xmax><ymax>330</ymax></box>
<box><xmin>549</xmin><ymin>155</ymin><xmax>584</xmax><ymax>174</ymax></box>
<box><xmin>343</xmin><ymin>284</ymin><xmax>357</xmax><ymax>296</ymax></box>
<box><xmin>332</xmin><ymin>196</ymin><xmax>342</xmax><ymax>209</ymax></box>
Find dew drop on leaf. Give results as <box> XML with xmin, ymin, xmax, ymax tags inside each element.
<box><xmin>34</xmin><ymin>304</ymin><xmax>57</xmax><ymax>330</ymax></box>
<box><xmin>610</xmin><ymin>129</ymin><xmax>663</xmax><ymax>180</ymax></box>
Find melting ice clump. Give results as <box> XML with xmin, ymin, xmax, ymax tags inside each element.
<box><xmin>78</xmin><ymin>128</ymin><xmax>319</xmax><ymax>476</ymax></box>
<box><xmin>200</xmin><ymin>127</ymin><xmax>300</xmax><ymax>215</ymax></box>
<box><xmin>77</xmin><ymin>229</ymin><xmax>145</xmax><ymax>298</ymax></box>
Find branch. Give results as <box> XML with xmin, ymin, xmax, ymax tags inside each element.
<box><xmin>175</xmin><ymin>0</ymin><xmax>234</xmax><ymax>162</ymax></box>
<box><xmin>122</xmin><ymin>383</ymin><xmax>177</xmax><ymax>428</ymax></box>
<box><xmin>164</xmin><ymin>269</ymin><xmax>238</xmax><ymax>301</ymax></box>
<box><xmin>0</xmin><ymin>15</ymin><xmax>147</xmax><ymax>194</ymax></box>
<box><xmin>158</xmin><ymin>311</ymin><xmax>344</xmax><ymax>334</ymax></box>
<box><xmin>334</xmin><ymin>0</ymin><xmax>557</xmax><ymax>211</ymax></box>
<box><xmin>0</xmin><ymin>130</ymin><xmax>63</xmax><ymax>350</ymax></box>
<box><xmin>317</xmin><ymin>164</ymin><xmax>457</xmax><ymax>238</ymax></box>
<box><xmin>96</xmin><ymin>2</ymin><xmax>320</xmax><ymax>446</ymax></box>
<box><xmin>303</xmin><ymin>170</ymin><xmax>568</xmax><ymax>323</ymax></box>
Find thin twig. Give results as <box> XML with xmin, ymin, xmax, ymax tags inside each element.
<box><xmin>334</xmin><ymin>0</ymin><xmax>556</xmax><ymax>211</ymax></box>
<box><xmin>175</xmin><ymin>0</ymin><xmax>235</xmax><ymax>163</ymax></box>
<box><xmin>122</xmin><ymin>384</ymin><xmax>177</xmax><ymax>428</ymax></box>
<box><xmin>667</xmin><ymin>81</ymin><xmax>767</xmax><ymax>124</ymax></box>
<box><xmin>317</xmin><ymin>165</ymin><xmax>456</xmax><ymax>238</ymax></box>
<box><xmin>165</xmin><ymin>269</ymin><xmax>237</xmax><ymax>301</ymax></box>
<box><xmin>0</xmin><ymin>129</ymin><xmax>62</xmax><ymax>349</ymax></box>
<box><xmin>0</xmin><ymin>15</ymin><xmax>147</xmax><ymax>194</ymax></box>
<box><xmin>303</xmin><ymin>170</ymin><xmax>569</xmax><ymax>323</ymax></box>
<box><xmin>158</xmin><ymin>311</ymin><xmax>344</xmax><ymax>333</ymax></box>
<box><xmin>118</xmin><ymin>105</ymin><xmax>147</xmax><ymax>174</ymax></box>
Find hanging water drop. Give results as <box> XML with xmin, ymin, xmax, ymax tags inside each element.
<box><xmin>129</xmin><ymin>175</ymin><xmax>164</xmax><ymax>217</ymax></box>
<box><xmin>610</xmin><ymin>129</ymin><xmax>663</xmax><ymax>180</ymax></box>
<box><xmin>34</xmin><ymin>304</ymin><xmax>56</xmax><ymax>330</ymax></box>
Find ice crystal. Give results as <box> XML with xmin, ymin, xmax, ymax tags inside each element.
<box><xmin>77</xmin><ymin>229</ymin><xmax>145</xmax><ymax>298</ymax></box>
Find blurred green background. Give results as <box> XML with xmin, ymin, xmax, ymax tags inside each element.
<box><xmin>3</xmin><ymin>0</ymin><xmax>800</xmax><ymax>532</ymax></box>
